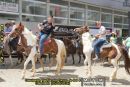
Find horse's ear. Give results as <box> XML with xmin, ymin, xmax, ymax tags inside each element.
<box><xmin>19</xmin><ymin>22</ymin><xmax>22</xmax><ymax>26</ymax></box>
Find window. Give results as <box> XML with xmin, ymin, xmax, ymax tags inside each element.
<box><xmin>70</xmin><ymin>2</ymin><xmax>85</xmax><ymax>8</ymax></box>
<box><xmin>0</xmin><ymin>13</ymin><xmax>19</xmax><ymax>20</ymax></box>
<box><xmin>22</xmin><ymin>15</ymin><xmax>46</xmax><ymax>22</ymax></box>
<box><xmin>70</xmin><ymin>20</ymin><xmax>84</xmax><ymax>26</ymax></box>
<box><xmin>70</xmin><ymin>8</ymin><xmax>85</xmax><ymax>20</ymax></box>
<box><xmin>50</xmin><ymin>5</ymin><xmax>68</xmax><ymax>18</ymax></box>
<box><xmin>114</xmin><ymin>24</ymin><xmax>122</xmax><ymax>28</ymax></box>
<box><xmin>101</xmin><ymin>8</ymin><xmax>112</xmax><ymax>13</ymax></box>
<box><xmin>114</xmin><ymin>15</ymin><xmax>122</xmax><ymax>23</ymax></box>
<box><xmin>88</xmin><ymin>5</ymin><xmax>100</xmax><ymax>11</ymax></box>
<box><xmin>87</xmin><ymin>11</ymin><xmax>100</xmax><ymax>21</ymax></box>
<box><xmin>123</xmin><ymin>17</ymin><xmax>128</xmax><ymax>24</ymax></box>
<box><xmin>50</xmin><ymin>0</ymin><xmax>68</xmax><ymax>6</ymax></box>
<box><xmin>87</xmin><ymin>21</ymin><xmax>96</xmax><ymax>27</ymax></box>
<box><xmin>54</xmin><ymin>18</ymin><xmax>67</xmax><ymax>25</ymax></box>
<box><xmin>101</xmin><ymin>13</ymin><xmax>112</xmax><ymax>22</ymax></box>
<box><xmin>102</xmin><ymin>23</ymin><xmax>112</xmax><ymax>28</ymax></box>
<box><xmin>22</xmin><ymin>1</ymin><xmax>47</xmax><ymax>16</ymax></box>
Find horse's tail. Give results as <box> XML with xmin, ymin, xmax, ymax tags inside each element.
<box><xmin>122</xmin><ymin>47</ymin><xmax>130</xmax><ymax>75</ymax></box>
<box><xmin>61</xmin><ymin>43</ymin><xmax>66</xmax><ymax>69</ymax></box>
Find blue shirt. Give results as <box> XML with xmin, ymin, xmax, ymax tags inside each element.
<box><xmin>4</xmin><ymin>27</ymin><xmax>12</xmax><ymax>34</ymax></box>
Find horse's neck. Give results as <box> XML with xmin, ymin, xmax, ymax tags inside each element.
<box><xmin>22</xmin><ymin>28</ymin><xmax>37</xmax><ymax>46</ymax></box>
<box><xmin>20</xmin><ymin>34</ymin><xmax>28</xmax><ymax>47</ymax></box>
<box><xmin>82</xmin><ymin>32</ymin><xmax>92</xmax><ymax>46</ymax></box>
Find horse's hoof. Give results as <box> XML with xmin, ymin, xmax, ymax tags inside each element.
<box><xmin>31</xmin><ymin>74</ymin><xmax>35</xmax><ymax>77</ymax></box>
<box><xmin>30</xmin><ymin>69</ymin><xmax>33</xmax><ymax>72</ymax></box>
<box><xmin>55</xmin><ymin>72</ymin><xmax>58</xmax><ymax>76</ymax></box>
<box><xmin>21</xmin><ymin>75</ymin><xmax>25</xmax><ymax>79</ymax></box>
<box><xmin>86</xmin><ymin>74</ymin><xmax>91</xmax><ymax>78</ymax></box>
<box><xmin>109</xmin><ymin>77</ymin><xmax>115</xmax><ymax>82</ymax></box>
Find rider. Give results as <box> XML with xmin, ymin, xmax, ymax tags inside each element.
<box><xmin>4</xmin><ymin>22</ymin><xmax>12</xmax><ymax>36</ymax></box>
<box><xmin>8</xmin><ymin>20</ymin><xmax>19</xmax><ymax>53</ymax></box>
<box><xmin>93</xmin><ymin>21</ymin><xmax>107</xmax><ymax>60</ymax></box>
<box><xmin>38</xmin><ymin>16</ymin><xmax>55</xmax><ymax>57</ymax></box>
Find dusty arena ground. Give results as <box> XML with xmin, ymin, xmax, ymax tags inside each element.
<box><xmin>0</xmin><ymin>55</ymin><xmax>130</xmax><ymax>87</ymax></box>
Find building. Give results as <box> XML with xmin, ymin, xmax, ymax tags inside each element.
<box><xmin>0</xmin><ymin>0</ymin><xmax>130</xmax><ymax>37</ymax></box>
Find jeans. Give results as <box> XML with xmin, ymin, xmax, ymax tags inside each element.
<box><xmin>93</xmin><ymin>38</ymin><xmax>106</xmax><ymax>55</ymax></box>
<box><xmin>39</xmin><ymin>32</ymin><xmax>48</xmax><ymax>55</ymax></box>
<box><xmin>125</xmin><ymin>46</ymin><xmax>129</xmax><ymax>52</ymax></box>
<box><xmin>9</xmin><ymin>37</ymin><xmax>19</xmax><ymax>51</ymax></box>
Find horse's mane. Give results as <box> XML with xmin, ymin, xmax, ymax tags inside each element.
<box><xmin>22</xmin><ymin>27</ymin><xmax>37</xmax><ymax>46</ymax></box>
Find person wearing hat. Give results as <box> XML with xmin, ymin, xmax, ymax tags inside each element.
<box><xmin>4</xmin><ymin>22</ymin><xmax>12</xmax><ymax>36</ymax></box>
<box><xmin>110</xmin><ymin>32</ymin><xmax>117</xmax><ymax>44</ymax></box>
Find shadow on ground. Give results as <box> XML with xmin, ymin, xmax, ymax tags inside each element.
<box><xmin>0</xmin><ymin>77</ymin><xmax>5</xmax><ymax>82</ymax></box>
<box><xmin>95</xmin><ymin>75</ymin><xmax>130</xmax><ymax>85</ymax></box>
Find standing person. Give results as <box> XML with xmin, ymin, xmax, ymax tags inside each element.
<box><xmin>93</xmin><ymin>21</ymin><xmax>107</xmax><ymax>60</ymax></box>
<box><xmin>38</xmin><ymin>16</ymin><xmax>55</xmax><ymax>57</ymax></box>
<box><xmin>110</xmin><ymin>32</ymin><xmax>117</xmax><ymax>44</ymax></box>
<box><xmin>124</xmin><ymin>37</ymin><xmax>130</xmax><ymax>52</ymax></box>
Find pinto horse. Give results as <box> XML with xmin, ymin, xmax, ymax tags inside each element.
<box><xmin>74</xmin><ymin>26</ymin><xmax>130</xmax><ymax>81</ymax></box>
<box><xmin>2</xmin><ymin>27</ymin><xmax>25</xmax><ymax>66</ymax></box>
<box><xmin>8</xmin><ymin>23</ymin><xmax>66</xmax><ymax>79</ymax></box>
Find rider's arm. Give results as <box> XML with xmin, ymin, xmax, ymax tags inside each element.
<box><xmin>37</xmin><ymin>23</ymin><xmax>43</xmax><ymax>31</ymax></box>
<box><xmin>99</xmin><ymin>26</ymin><xmax>106</xmax><ymax>37</ymax></box>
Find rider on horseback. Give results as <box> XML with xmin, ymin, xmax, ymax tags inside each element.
<box><xmin>38</xmin><ymin>16</ymin><xmax>55</xmax><ymax>57</ymax></box>
<box><xmin>4</xmin><ymin>21</ymin><xmax>19</xmax><ymax>53</ymax></box>
<box><xmin>93</xmin><ymin>21</ymin><xmax>107</xmax><ymax>60</ymax></box>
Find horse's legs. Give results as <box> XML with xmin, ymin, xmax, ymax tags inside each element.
<box><xmin>110</xmin><ymin>59</ymin><xmax>119</xmax><ymax>81</ymax></box>
<box><xmin>9</xmin><ymin>55</ymin><xmax>13</xmax><ymax>66</ymax></box>
<box><xmin>84</xmin><ymin>53</ymin><xmax>92</xmax><ymax>78</ymax></box>
<box><xmin>31</xmin><ymin>54</ymin><xmax>38</xmax><ymax>72</ymax></box>
<box><xmin>48</xmin><ymin>58</ymin><xmax>55</xmax><ymax>68</ymax></box>
<box><xmin>65</xmin><ymin>56</ymin><xmax>67</xmax><ymax>63</ymax></box>
<box><xmin>31</xmin><ymin>57</ymin><xmax>36</xmax><ymax>77</ymax></box>
<box><xmin>38</xmin><ymin>58</ymin><xmax>44</xmax><ymax>72</ymax></box>
<box><xmin>22</xmin><ymin>56</ymin><xmax>31</xmax><ymax>79</ymax></box>
<box><xmin>55</xmin><ymin>55</ymin><xmax>61</xmax><ymax>75</ymax></box>
<box><xmin>72</xmin><ymin>54</ymin><xmax>75</xmax><ymax>64</ymax></box>
<box><xmin>78</xmin><ymin>53</ymin><xmax>81</xmax><ymax>64</ymax></box>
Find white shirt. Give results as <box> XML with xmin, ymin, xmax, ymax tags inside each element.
<box><xmin>98</xmin><ymin>26</ymin><xmax>106</xmax><ymax>40</ymax></box>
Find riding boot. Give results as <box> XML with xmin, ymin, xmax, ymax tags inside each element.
<box><xmin>93</xmin><ymin>53</ymin><xmax>100</xmax><ymax>61</ymax></box>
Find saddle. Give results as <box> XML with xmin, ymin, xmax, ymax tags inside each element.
<box><xmin>42</xmin><ymin>38</ymin><xmax>58</xmax><ymax>57</ymax></box>
<box><xmin>100</xmin><ymin>42</ymin><xmax>112</xmax><ymax>52</ymax></box>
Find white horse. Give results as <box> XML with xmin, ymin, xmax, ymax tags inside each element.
<box><xmin>74</xmin><ymin>26</ymin><xmax>130</xmax><ymax>81</ymax></box>
<box><xmin>9</xmin><ymin>23</ymin><xmax>66</xmax><ymax>79</ymax></box>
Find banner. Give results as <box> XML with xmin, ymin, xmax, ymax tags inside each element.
<box><xmin>0</xmin><ymin>1</ymin><xmax>18</xmax><ymax>13</ymax></box>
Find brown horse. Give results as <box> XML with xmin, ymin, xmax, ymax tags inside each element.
<box><xmin>62</xmin><ymin>37</ymin><xmax>85</xmax><ymax>64</ymax></box>
<box><xmin>74</xmin><ymin>26</ymin><xmax>130</xmax><ymax>81</ymax></box>
<box><xmin>8</xmin><ymin>23</ymin><xmax>66</xmax><ymax>79</ymax></box>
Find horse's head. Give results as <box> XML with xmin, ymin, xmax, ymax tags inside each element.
<box><xmin>10</xmin><ymin>22</ymin><xmax>24</xmax><ymax>37</ymax></box>
<box><xmin>74</xmin><ymin>25</ymin><xmax>89</xmax><ymax>35</ymax></box>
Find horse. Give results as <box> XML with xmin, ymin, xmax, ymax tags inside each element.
<box><xmin>2</xmin><ymin>26</ymin><xmax>25</xmax><ymax>66</ymax></box>
<box><xmin>62</xmin><ymin>37</ymin><xmax>85</xmax><ymax>64</ymax></box>
<box><xmin>8</xmin><ymin>23</ymin><xmax>66</xmax><ymax>79</ymax></box>
<box><xmin>74</xmin><ymin>26</ymin><xmax>130</xmax><ymax>81</ymax></box>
